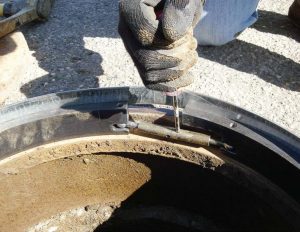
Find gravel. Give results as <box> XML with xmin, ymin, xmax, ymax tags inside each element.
<box><xmin>2</xmin><ymin>0</ymin><xmax>300</xmax><ymax>136</ymax></box>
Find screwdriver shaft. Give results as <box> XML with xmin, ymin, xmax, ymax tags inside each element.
<box><xmin>173</xmin><ymin>95</ymin><xmax>180</xmax><ymax>133</ymax></box>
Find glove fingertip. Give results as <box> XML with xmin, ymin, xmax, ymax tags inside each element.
<box><xmin>162</xmin><ymin>0</ymin><xmax>197</xmax><ymax>42</ymax></box>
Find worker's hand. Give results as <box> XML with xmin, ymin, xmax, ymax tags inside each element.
<box><xmin>119</xmin><ymin>0</ymin><xmax>204</xmax><ymax>92</ymax></box>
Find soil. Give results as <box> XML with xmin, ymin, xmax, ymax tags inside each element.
<box><xmin>0</xmin><ymin>154</ymin><xmax>151</xmax><ymax>232</ymax></box>
<box><xmin>0</xmin><ymin>135</ymin><xmax>299</xmax><ymax>231</ymax></box>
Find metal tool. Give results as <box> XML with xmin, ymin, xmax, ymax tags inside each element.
<box><xmin>173</xmin><ymin>94</ymin><xmax>180</xmax><ymax>133</ymax></box>
<box><xmin>123</xmin><ymin>121</ymin><xmax>233</xmax><ymax>150</ymax></box>
<box><xmin>166</xmin><ymin>90</ymin><xmax>181</xmax><ymax>133</ymax></box>
<box><xmin>0</xmin><ymin>0</ymin><xmax>54</xmax><ymax>38</ymax></box>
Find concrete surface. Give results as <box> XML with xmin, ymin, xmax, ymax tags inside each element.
<box><xmin>1</xmin><ymin>0</ymin><xmax>299</xmax><ymax>136</ymax></box>
<box><xmin>0</xmin><ymin>32</ymin><xmax>31</xmax><ymax>104</ymax></box>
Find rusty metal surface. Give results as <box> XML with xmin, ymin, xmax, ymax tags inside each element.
<box><xmin>0</xmin><ymin>0</ymin><xmax>54</xmax><ymax>38</ymax></box>
<box><xmin>130</xmin><ymin>121</ymin><xmax>211</xmax><ymax>146</ymax></box>
<box><xmin>0</xmin><ymin>7</ymin><xmax>38</xmax><ymax>38</ymax></box>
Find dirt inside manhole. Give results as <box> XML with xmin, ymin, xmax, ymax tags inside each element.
<box><xmin>0</xmin><ymin>136</ymin><xmax>297</xmax><ymax>231</ymax></box>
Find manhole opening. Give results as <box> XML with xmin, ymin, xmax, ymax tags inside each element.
<box><xmin>1</xmin><ymin>150</ymin><xmax>292</xmax><ymax>232</ymax></box>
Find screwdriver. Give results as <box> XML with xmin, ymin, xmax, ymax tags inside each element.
<box><xmin>166</xmin><ymin>90</ymin><xmax>181</xmax><ymax>133</ymax></box>
<box><xmin>173</xmin><ymin>94</ymin><xmax>180</xmax><ymax>133</ymax></box>
<box><xmin>154</xmin><ymin>8</ymin><xmax>181</xmax><ymax>133</ymax></box>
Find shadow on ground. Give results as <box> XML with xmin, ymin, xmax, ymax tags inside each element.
<box><xmin>197</xmin><ymin>9</ymin><xmax>300</xmax><ymax>91</ymax></box>
<box><xmin>198</xmin><ymin>39</ymin><xmax>300</xmax><ymax>91</ymax></box>
<box><xmin>20</xmin><ymin>0</ymin><xmax>119</xmax><ymax>97</ymax></box>
<box><xmin>20</xmin><ymin>1</ymin><xmax>300</xmax><ymax>98</ymax></box>
<box><xmin>0</xmin><ymin>36</ymin><xmax>17</xmax><ymax>56</ymax></box>
<box><xmin>253</xmin><ymin>10</ymin><xmax>300</xmax><ymax>42</ymax></box>
<box><xmin>92</xmin><ymin>153</ymin><xmax>291</xmax><ymax>232</ymax></box>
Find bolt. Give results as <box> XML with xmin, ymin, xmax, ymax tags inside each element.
<box><xmin>230</xmin><ymin>122</ymin><xmax>237</xmax><ymax>128</ymax></box>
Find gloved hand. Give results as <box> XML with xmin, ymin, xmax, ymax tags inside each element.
<box><xmin>119</xmin><ymin>0</ymin><xmax>204</xmax><ymax>92</ymax></box>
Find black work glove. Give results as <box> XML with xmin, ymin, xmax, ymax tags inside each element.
<box><xmin>119</xmin><ymin>0</ymin><xmax>204</xmax><ymax>92</ymax></box>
